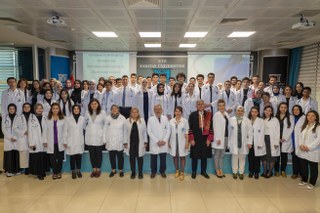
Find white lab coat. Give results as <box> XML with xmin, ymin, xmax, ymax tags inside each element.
<box><xmin>228</xmin><ymin>116</ymin><xmax>253</xmax><ymax>155</ymax></box>
<box><xmin>270</xmin><ymin>94</ymin><xmax>285</xmax><ymax>109</ymax></box>
<box><xmin>182</xmin><ymin>93</ymin><xmax>199</xmax><ymax>119</ymax></box>
<box><xmin>115</xmin><ymin>86</ymin><xmax>137</xmax><ymax>107</ymax></box>
<box><xmin>296</xmin><ymin>97</ymin><xmax>318</xmax><ymax>113</ymax></box>
<box><xmin>212</xmin><ymin>111</ymin><xmax>230</xmax><ymax>149</ymax></box>
<box><xmin>58</xmin><ymin>99</ymin><xmax>74</xmax><ymax>117</ymax></box>
<box><xmin>18</xmin><ymin>89</ymin><xmax>32</xmax><ymax>104</ymax></box>
<box><xmin>236</xmin><ymin>88</ymin><xmax>254</xmax><ymax>106</ymax></box>
<box><xmin>243</xmin><ymin>98</ymin><xmax>259</xmax><ymax>117</ymax></box>
<box><xmin>2</xmin><ymin>115</ymin><xmax>18</xmax><ymax>151</ymax></box>
<box><xmin>44</xmin><ymin>119</ymin><xmax>65</xmax><ymax>154</ymax></box>
<box><xmin>84</xmin><ymin>111</ymin><xmax>106</xmax><ymax>146</ymax></box>
<box><xmin>28</xmin><ymin>114</ymin><xmax>47</xmax><ymax>153</ymax></box>
<box><xmin>83</xmin><ymin>90</ymin><xmax>95</xmax><ymax>115</ymax></box>
<box><xmin>219</xmin><ymin>90</ymin><xmax>238</xmax><ymax>117</ymax></box>
<box><xmin>279</xmin><ymin>96</ymin><xmax>297</xmax><ymax>114</ymax></box>
<box><xmin>13</xmin><ymin>115</ymin><xmax>29</xmax><ymax>151</ymax></box>
<box><xmin>265</xmin><ymin>117</ymin><xmax>281</xmax><ymax>157</ymax></box>
<box><xmin>63</xmin><ymin>116</ymin><xmax>85</xmax><ymax>155</ymax></box>
<box><xmin>294</xmin><ymin>115</ymin><xmax>306</xmax><ymax>151</ymax></box>
<box><xmin>151</xmin><ymin>93</ymin><xmax>169</xmax><ymax>116</ymax></box>
<box><xmin>259</xmin><ymin>101</ymin><xmax>277</xmax><ymax>117</ymax></box>
<box><xmin>193</xmin><ymin>85</ymin><xmax>204</xmax><ymax>99</ymax></box>
<box><xmin>101</xmin><ymin>90</ymin><xmax>118</xmax><ymax>116</ymax></box>
<box><xmin>167</xmin><ymin>95</ymin><xmax>183</xmax><ymax>118</ymax></box>
<box><xmin>147</xmin><ymin>115</ymin><xmax>171</xmax><ymax>154</ymax></box>
<box><xmin>1</xmin><ymin>88</ymin><xmax>25</xmax><ymax>116</ymax></box>
<box><xmin>80</xmin><ymin>90</ymin><xmax>88</xmax><ymax>115</ymax></box>
<box><xmin>135</xmin><ymin>89</ymin><xmax>153</xmax><ymax>120</ymax></box>
<box><xmin>168</xmin><ymin>117</ymin><xmax>189</xmax><ymax>157</ymax></box>
<box><xmin>280</xmin><ymin>115</ymin><xmax>295</xmax><ymax>153</ymax></box>
<box><xmin>250</xmin><ymin>118</ymin><xmax>266</xmax><ymax>156</ymax></box>
<box><xmin>104</xmin><ymin>114</ymin><xmax>128</xmax><ymax>151</ymax></box>
<box><xmin>38</xmin><ymin>99</ymin><xmax>55</xmax><ymax>117</ymax></box>
<box><xmin>297</xmin><ymin>125</ymin><xmax>320</xmax><ymax>163</ymax></box>
<box><xmin>202</xmin><ymin>83</ymin><xmax>220</xmax><ymax>112</ymax></box>
<box><xmin>125</xmin><ymin>118</ymin><xmax>148</xmax><ymax>157</ymax></box>
<box><xmin>94</xmin><ymin>90</ymin><xmax>104</xmax><ymax>104</ymax></box>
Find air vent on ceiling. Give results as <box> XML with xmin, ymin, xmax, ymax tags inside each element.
<box><xmin>127</xmin><ymin>0</ymin><xmax>160</xmax><ymax>8</ymax></box>
<box><xmin>293</xmin><ymin>10</ymin><xmax>320</xmax><ymax>17</ymax></box>
<box><xmin>49</xmin><ymin>40</ymin><xmax>67</xmax><ymax>43</ymax></box>
<box><xmin>220</xmin><ymin>18</ymin><xmax>247</xmax><ymax>24</ymax></box>
<box><xmin>277</xmin><ymin>40</ymin><xmax>299</xmax><ymax>46</ymax></box>
<box><xmin>0</xmin><ymin>17</ymin><xmax>21</xmax><ymax>25</ymax></box>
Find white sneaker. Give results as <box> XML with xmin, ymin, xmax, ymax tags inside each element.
<box><xmin>307</xmin><ymin>184</ymin><xmax>315</xmax><ymax>190</ymax></box>
<box><xmin>298</xmin><ymin>181</ymin><xmax>308</xmax><ymax>186</ymax></box>
<box><xmin>15</xmin><ymin>172</ymin><xmax>21</xmax><ymax>176</ymax></box>
<box><xmin>6</xmin><ymin>173</ymin><xmax>14</xmax><ymax>177</ymax></box>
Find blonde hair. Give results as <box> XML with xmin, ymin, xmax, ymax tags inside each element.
<box><xmin>129</xmin><ymin>107</ymin><xmax>141</xmax><ymax>123</ymax></box>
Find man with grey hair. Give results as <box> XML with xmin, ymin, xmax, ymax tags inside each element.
<box><xmin>147</xmin><ymin>104</ymin><xmax>171</xmax><ymax>178</ymax></box>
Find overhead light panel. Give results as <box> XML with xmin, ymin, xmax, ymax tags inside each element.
<box><xmin>144</xmin><ymin>43</ymin><xmax>161</xmax><ymax>48</ymax></box>
<box><xmin>92</xmin><ymin>31</ymin><xmax>118</xmax><ymax>37</ymax></box>
<box><xmin>184</xmin><ymin>32</ymin><xmax>208</xmax><ymax>38</ymax></box>
<box><xmin>228</xmin><ymin>31</ymin><xmax>256</xmax><ymax>38</ymax></box>
<box><xmin>139</xmin><ymin>32</ymin><xmax>161</xmax><ymax>37</ymax></box>
<box><xmin>179</xmin><ymin>44</ymin><xmax>197</xmax><ymax>48</ymax></box>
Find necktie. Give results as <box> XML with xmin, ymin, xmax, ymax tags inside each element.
<box><xmin>90</xmin><ymin>93</ymin><xmax>94</xmax><ymax>101</ymax></box>
<box><xmin>174</xmin><ymin>95</ymin><xmax>177</xmax><ymax>110</ymax></box>
<box><xmin>199</xmin><ymin>87</ymin><xmax>202</xmax><ymax>99</ymax></box>
<box><xmin>209</xmin><ymin>85</ymin><xmax>213</xmax><ymax>112</ymax></box>
<box><xmin>122</xmin><ymin>87</ymin><xmax>126</xmax><ymax>107</ymax></box>
<box><xmin>242</xmin><ymin>89</ymin><xmax>248</xmax><ymax>106</ymax></box>
<box><xmin>158</xmin><ymin>117</ymin><xmax>161</xmax><ymax>123</ymax></box>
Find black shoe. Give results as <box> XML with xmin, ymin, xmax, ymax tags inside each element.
<box><xmin>72</xmin><ymin>171</ymin><xmax>77</xmax><ymax>179</ymax></box>
<box><xmin>138</xmin><ymin>172</ymin><xmax>143</xmax><ymax>179</ymax></box>
<box><xmin>160</xmin><ymin>172</ymin><xmax>167</xmax><ymax>178</ymax></box>
<box><xmin>261</xmin><ymin>173</ymin><xmax>266</xmax><ymax>177</ymax></box>
<box><xmin>150</xmin><ymin>173</ymin><xmax>156</xmax><ymax>179</ymax></box>
<box><xmin>191</xmin><ymin>172</ymin><xmax>196</xmax><ymax>179</ymax></box>
<box><xmin>233</xmin><ymin>173</ymin><xmax>238</xmax><ymax>179</ymax></box>
<box><xmin>131</xmin><ymin>172</ymin><xmax>136</xmax><ymax>179</ymax></box>
<box><xmin>109</xmin><ymin>171</ymin><xmax>116</xmax><ymax>178</ymax></box>
<box><xmin>24</xmin><ymin>169</ymin><xmax>29</xmax><ymax>175</ymax></box>
<box><xmin>265</xmin><ymin>173</ymin><xmax>272</xmax><ymax>179</ymax></box>
<box><xmin>38</xmin><ymin>175</ymin><xmax>44</xmax><ymax>180</ymax></box>
<box><xmin>254</xmin><ymin>173</ymin><xmax>259</xmax><ymax>179</ymax></box>
<box><xmin>201</xmin><ymin>172</ymin><xmax>210</xmax><ymax>179</ymax></box>
<box><xmin>77</xmin><ymin>170</ymin><xmax>82</xmax><ymax>178</ymax></box>
<box><xmin>119</xmin><ymin>171</ymin><xmax>124</xmax><ymax>177</ymax></box>
<box><xmin>248</xmin><ymin>172</ymin><xmax>253</xmax><ymax>178</ymax></box>
<box><xmin>239</xmin><ymin>174</ymin><xmax>244</xmax><ymax>180</ymax></box>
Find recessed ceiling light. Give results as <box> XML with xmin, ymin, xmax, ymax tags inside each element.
<box><xmin>179</xmin><ymin>44</ymin><xmax>197</xmax><ymax>48</ymax></box>
<box><xmin>144</xmin><ymin>43</ymin><xmax>161</xmax><ymax>48</ymax></box>
<box><xmin>184</xmin><ymin>32</ymin><xmax>208</xmax><ymax>38</ymax></box>
<box><xmin>139</xmin><ymin>32</ymin><xmax>161</xmax><ymax>37</ymax></box>
<box><xmin>228</xmin><ymin>31</ymin><xmax>256</xmax><ymax>38</ymax></box>
<box><xmin>92</xmin><ymin>31</ymin><xmax>117</xmax><ymax>37</ymax></box>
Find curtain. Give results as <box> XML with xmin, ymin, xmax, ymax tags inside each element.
<box><xmin>288</xmin><ymin>47</ymin><xmax>302</xmax><ymax>86</ymax></box>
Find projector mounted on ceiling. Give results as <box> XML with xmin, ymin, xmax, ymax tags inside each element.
<box><xmin>291</xmin><ymin>14</ymin><xmax>316</xmax><ymax>30</ymax></box>
<box><xmin>47</xmin><ymin>16</ymin><xmax>67</xmax><ymax>27</ymax></box>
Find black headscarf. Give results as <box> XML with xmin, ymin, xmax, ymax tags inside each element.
<box><xmin>157</xmin><ymin>83</ymin><xmax>165</xmax><ymax>96</ymax></box>
<box><xmin>72</xmin><ymin>105</ymin><xmax>81</xmax><ymax>123</ymax></box>
<box><xmin>22</xmin><ymin>103</ymin><xmax>31</xmax><ymax>122</ymax></box>
<box><xmin>71</xmin><ymin>80</ymin><xmax>82</xmax><ymax>104</ymax></box>
<box><xmin>7</xmin><ymin>103</ymin><xmax>17</xmax><ymax>124</ymax></box>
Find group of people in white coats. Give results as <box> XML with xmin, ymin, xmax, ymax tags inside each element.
<box><xmin>1</xmin><ymin>74</ymin><xmax>320</xmax><ymax>190</ymax></box>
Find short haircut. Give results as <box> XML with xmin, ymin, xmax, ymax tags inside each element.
<box><xmin>104</xmin><ymin>80</ymin><xmax>112</xmax><ymax>86</ymax></box>
<box><xmin>130</xmin><ymin>73</ymin><xmax>137</xmax><ymax>77</ymax></box>
<box><xmin>303</xmin><ymin>87</ymin><xmax>312</xmax><ymax>92</ymax></box>
<box><xmin>176</xmin><ymin>72</ymin><xmax>186</xmax><ymax>80</ymax></box>
<box><xmin>196</xmin><ymin>74</ymin><xmax>204</xmax><ymax>79</ymax></box>
<box><xmin>207</xmin><ymin>72</ymin><xmax>215</xmax><ymax>77</ymax></box>
<box><xmin>152</xmin><ymin>73</ymin><xmax>159</xmax><ymax>78</ymax></box>
<box><xmin>169</xmin><ymin>77</ymin><xmax>175</xmax><ymax>81</ymax></box>
<box><xmin>7</xmin><ymin>77</ymin><xmax>16</xmax><ymax>83</ymax></box>
<box><xmin>242</xmin><ymin>77</ymin><xmax>250</xmax><ymax>82</ymax></box>
<box><xmin>269</xmin><ymin>75</ymin><xmax>278</xmax><ymax>80</ymax></box>
<box><xmin>160</xmin><ymin>74</ymin><xmax>166</xmax><ymax>78</ymax></box>
<box><xmin>230</xmin><ymin>76</ymin><xmax>237</xmax><ymax>80</ymax></box>
<box><xmin>189</xmin><ymin>77</ymin><xmax>196</xmax><ymax>81</ymax></box>
<box><xmin>122</xmin><ymin>75</ymin><xmax>128</xmax><ymax>79</ymax></box>
<box><xmin>217</xmin><ymin>99</ymin><xmax>225</xmax><ymax>105</ymax></box>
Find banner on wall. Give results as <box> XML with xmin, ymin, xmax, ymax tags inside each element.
<box><xmin>153</xmin><ymin>69</ymin><xmax>171</xmax><ymax>82</ymax></box>
<box><xmin>50</xmin><ymin>56</ymin><xmax>70</xmax><ymax>87</ymax></box>
<box><xmin>263</xmin><ymin>56</ymin><xmax>288</xmax><ymax>88</ymax></box>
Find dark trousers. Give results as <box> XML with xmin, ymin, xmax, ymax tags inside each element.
<box><xmin>300</xmin><ymin>158</ymin><xmax>318</xmax><ymax>186</ymax></box>
<box><xmin>191</xmin><ymin>158</ymin><xmax>207</xmax><ymax>173</ymax></box>
<box><xmin>275</xmin><ymin>152</ymin><xmax>288</xmax><ymax>172</ymax></box>
<box><xmin>70</xmin><ymin>154</ymin><xmax>82</xmax><ymax>170</ymax></box>
<box><xmin>248</xmin><ymin>147</ymin><xmax>261</xmax><ymax>173</ymax></box>
<box><xmin>130</xmin><ymin>156</ymin><xmax>143</xmax><ymax>173</ymax></box>
<box><xmin>119</xmin><ymin>107</ymin><xmax>132</xmax><ymax>119</ymax></box>
<box><xmin>109</xmin><ymin>150</ymin><xmax>124</xmax><ymax>170</ymax></box>
<box><xmin>151</xmin><ymin>153</ymin><xmax>167</xmax><ymax>174</ymax></box>
<box><xmin>87</xmin><ymin>145</ymin><xmax>103</xmax><ymax>169</ymax></box>
<box><xmin>48</xmin><ymin>144</ymin><xmax>64</xmax><ymax>174</ymax></box>
<box><xmin>292</xmin><ymin>150</ymin><xmax>301</xmax><ymax>175</ymax></box>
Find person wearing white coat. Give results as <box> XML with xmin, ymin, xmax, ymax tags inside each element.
<box><xmin>63</xmin><ymin>105</ymin><xmax>85</xmax><ymax>179</ymax></box>
<box><xmin>228</xmin><ymin>106</ymin><xmax>253</xmax><ymax>180</ymax></box>
<box><xmin>182</xmin><ymin>83</ymin><xmax>199</xmax><ymax>119</ymax></box>
<box><xmin>101</xmin><ymin>80</ymin><xmax>118</xmax><ymax>116</ymax></box>
<box><xmin>125</xmin><ymin>108</ymin><xmax>148</xmax><ymax>179</ymax></box>
<box><xmin>261</xmin><ymin>105</ymin><xmax>280</xmax><ymax>178</ymax></box>
<box><xmin>296</xmin><ymin>110</ymin><xmax>320</xmax><ymax>190</ymax></box>
<box><xmin>248</xmin><ymin>106</ymin><xmax>266</xmax><ymax>179</ymax></box>
<box><xmin>147</xmin><ymin>104</ymin><xmax>171</xmax><ymax>178</ymax></box>
<box><xmin>134</xmin><ymin>78</ymin><xmax>153</xmax><ymax>123</ymax></box>
<box><xmin>151</xmin><ymin>83</ymin><xmax>169</xmax><ymax>117</ymax></box>
<box><xmin>85</xmin><ymin>98</ymin><xmax>106</xmax><ymax>178</ymax></box>
<box><xmin>1</xmin><ymin>77</ymin><xmax>25</xmax><ymax>116</ymax></box>
<box><xmin>38</xmin><ymin>89</ymin><xmax>56</xmax><ymax>117</ymax></box>
<box><xmin>244</xmin><ymin>89</ymin><xmax>263</xmax><ymax>117</ymax></box>
<box><xmin>58</xmin><ymin>89</ymin><xmax>74</xmax><ymax>117</ymax></box>
<box><xmin>212</xmin><ymin>99</ymin><xmax>230</xmax><ymax>178</ymax></box>
<box><xmin>167</xmin><ymin>83</ymin><xmax>183</xmax><ymax>119</ymax></box>
<box><xmin>28</xmin><ymin>103</ymin><xmax>48</xmax><ymax>180</ymax></box>
<box><xmin>13</xmin><ymin>103</ymin><xmax>32</xmax><ymax>174</ymax></box>
<box><xmin>44</xmin><ymin>103</ymin><xmax>65</xmax><ymax>180</ymax></box>
<box><xmin>296</xmin><ymin>87</ymin><xmax>318</xmax><ymax>113</ymax></box>
<box><xmin>274</xmin><ymin>103</ymin><xmax>294</xmax><ymax>177</ymax></box>
<box><xmin>104</xmin><ymin>105</ymin><xmax>128</xmax><ymax>178</ymax></box>
<box><xmin>2</xmin><ymin>104</ymin><xmax>20</xmax><ymax>177</ymax></box>
<box><xmin>169</xmin><ymin>107</ymin><xmax>189</xmax><ymax>181</ymax></box>
<box><xmin>219</xmin><ymin>81</ymin><xmax>238</xmax><ymax>117</ymax></box>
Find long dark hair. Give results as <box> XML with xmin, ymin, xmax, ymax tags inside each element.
<box><xmin>59</xmin><ymin>89</ymin><xmax>72</xmax><ymax>113</ymax></box>
<box><xmin>262</xmin><ymin>105</ymin><xmax>274</xmax><ymax>121</ymax></box>
<box><xmin>48</xmin><ymin>103</ymin><xmax>64</xmax><ymax>120</ymax></box>
<box><xmin>248</xmin><ymin>106</ymin><xmax>260</xmax><ymax>120</ymax></box>
<box><xmin>171</xmin><ymin>83</ymin><xmax>182</xmax><ymax>97</ymax></box>
<box><xmin>292</xmin><ymin>82</ymin><xmax>304</xmax><ymax>98</ymax></box>
<box><xmin>301</xmin><ymin>110</ymin><xmax>320</xmax><ymax>133</ymax></box>
<box><xmin>88</xmin><ymin>98</ymin><xmax>101</xmax><ymax>115</ymax></box>
<box><xmin>31</xmin><ymin>80</ymin><xmax>41</xmax><ymax>95</ymax></box>
<box><xmin>276</xmin><ymin>102</ymin><xmax>291</xmax><ymax>128</ymax></box>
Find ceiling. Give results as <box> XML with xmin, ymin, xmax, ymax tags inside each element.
<box><xmin>1</xmin><ymin>0</ymin><xmax>320</xmax><ymax>51</ymax></box>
